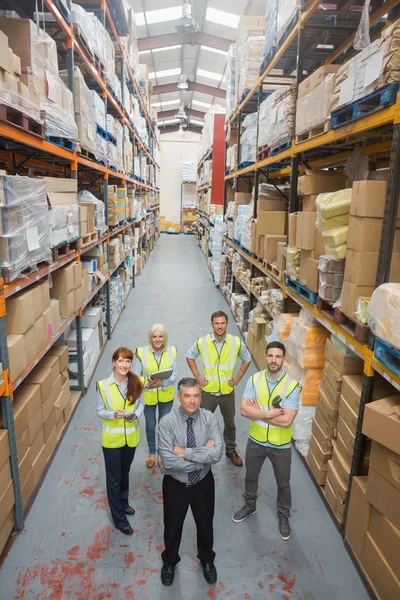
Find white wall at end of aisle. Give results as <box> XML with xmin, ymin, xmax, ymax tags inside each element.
<box><xmin>159</xmin><ymin>130</ymin><xmax>201</xmax><ymax>223</ymax></box>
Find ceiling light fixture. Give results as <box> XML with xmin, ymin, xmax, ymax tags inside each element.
<box><xmin>175</xmin><ymin>1</ymin><xmax>199</xmax><ymax>34</ymax></box>
<box><xmin>177</xmin><ymin>74</ymin><xmax>189</xmax><ymax>90</ymax></box>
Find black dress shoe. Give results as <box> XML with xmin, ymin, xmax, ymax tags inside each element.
<box><xmin>203</xmin><ymin>563</ymin><xmax>217</xmax><ymax>584</ymax></box>
<box><xmin>119</xmin><ymin>525</ymin><xmax>133</xmax><ymax>535</ymax></box>
<box><xmin>123</xmin><ymin>505</ymin><xmax>135</xmax><ymax>515</ymax></box>
<box><xmin>161</xmin><ymin>563</ymin><xmax>175</xmax><ymax>586</ymax></box>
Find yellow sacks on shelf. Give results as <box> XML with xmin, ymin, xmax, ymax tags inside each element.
<box><xmin>316</xmin><ymin>189</ymin><xmax>352</xmax><ymax>220</ymax></box>
<box><xmin>322</xmin><ymin>225</ymin><xmax>349</xmax><ymax>247</ymax></box>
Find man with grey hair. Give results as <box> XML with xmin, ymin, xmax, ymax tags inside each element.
<box><xmin>158</xmin><ymin>377</ymin><xmax>223</xmax><ymax>587</ymax></box>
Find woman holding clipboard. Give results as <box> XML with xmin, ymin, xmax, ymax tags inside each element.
<box><xmin>96</xmin><ymin>347</ymin><xmax>144</xmax><ymax>535</ymax></box>
<box><xmin>134</xmin><ymin>324</ymin><xmax>178</xmax><ymax>469</ymax></box>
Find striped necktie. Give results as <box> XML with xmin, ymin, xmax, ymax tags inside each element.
<box><xmin>187</xmin><ymin>417</ymin><xmax>201</xmax><ymax>485</ymax></box>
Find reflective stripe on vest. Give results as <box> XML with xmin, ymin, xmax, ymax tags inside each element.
<box><xmin>198</xmin><ymin>334</ymin><xmax>241</xmax><ymax>395</ymax></box>
<box><xmin>97</xmin><ymin>377</ymin><xmax>140</xmax><ymax>449</ymax></box>
<box><xmin>137</xmin><ymin>345</ymin><xmax>177</xmax><ymax>405</ymax></box>
<box><xmin>249</xmin><ymin>371</ymin><xmax>299</xmax><ymax>447</ymax></box>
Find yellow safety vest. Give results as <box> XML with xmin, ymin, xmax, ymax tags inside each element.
<box><xmin>249</xmin><ymin>371</ymin><xmax>300</xmax><ymax>447</ymax></box>
<box><xmin>136</xmin><ymin>345</ymin><xmax>177</xmax><ymax>405</ymax></box>
<box><xmin>198</xmin><ymin>334</ymin><xmax>241</xmax><ymax>395</ymax></box>
<box><xmin>97</xmin><ymin>377</ymin><xmax>140</xmax><ymax>449</ymax></box>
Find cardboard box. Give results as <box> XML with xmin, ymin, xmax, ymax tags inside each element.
<box><xmin>314</xmin><ymin>405</ymin><xmax>336</xmax><ymax>440</ymax></box>
<box><xmin>306</xmin><ymin>449</ymin><xmax>327</xmax><ymax>484</ymax></box>
<box><xmin>27</xmin><ymin>408</ymin><xmax>42</xmax><ymax>446</ymax></box>
<box><xmin>234</xmin><ymin>192</ymin><xmax>251</xmax><ymax>206</ymax></box>
<box><xmin>338</xmin><ymin>395</ymin><xmax>358</xmax><ymax>436</ymax></box>
<box><xmin>341</xmin><ymin>374</ymin><xmax>393</xmax><ymax>416</ymax></box>
<box><xmin>251</xmin><ymin>317</ymin><xmax>268</xmax><ymax>340</ymax></box>
<box><xmin>0</xmin><ymin>460</ymin><xmax>11</xmax><ymax>500</ymax></box>
<box><xmin>324</xmin><ymin>477</ymin><xmax>345</xmax><ymax>523</ymax></box>
<box><xmin>50</xmin><ymin>299</ymin><xmax>61</xmax><ymax>333</ymax></box>
<box><xmin>367</xmin><ymin>467</ymin><xmax>400</xmax><ymax>530</ymax></box>
<box><xmin>326</xmin><ymin>460</ymin><xmax>347</xmax><ymax>504</ymax></box>
<box><xmin>314</xmin><ymin>227</ymin><xmax>325</xmax><ymax>260</ymax></box>
<box><xmin>362</xmin><ymin>395</ymin><xmax>400</xmax><ymax>455</ymax></box>
<box><xmin>24</xmin><ymin>326</ymin><xmax>35</xmax><ymax>363</ymax></box>
<box><xmin>0</xmin><ymin>430</ymin><xmax>10</xmax><ymax>470</ymax></box>
<box><xmin>30</xmin><ymin>286</ymin><xmax>43</xmax><ymax>322</ymax></box>
<box><xmin>317</xmin><ymin>387</ymin><xmax>338</xmax><ymax>427</ymax></box>
<box><xmin>47</xmin><ymin>344</ymin><xmax>69</xmax><ymax>373</ymax></box>
<box><xmin>331</xmin><ymin>446</ymin><xmax>351</xmax><ymax>488</ymax></box>
<box><xmin>0</xmin><ymin>508</ymin><xmax>13</xmax><ymax>556</ymax></box>
<box><xmin>18</xmin><ymin>447</ymin><xmax>33</xmax><ymax>488</ymax></box>
<box><xmin>14</xmin><ymin>384</ymin><xmax>41</xmax><ymax>422</ymax></box>
<box><xmin>41</xmin><ymin>385</ymin><xmax>57</xmax><ymax>424</ymax></box>
<box><xmin>368</xmin><ymin>506</ymin><xmax>400</xmax><ymax>581</ymax></box>
<box><xmin>16</xmin><ymin>428</ymin><xmax>30</xmax><ymax>465</ymax></box>
<box><xmin>55</xmin><ymin>381</ymin><xmax>69</xmax><ymax>422</ymax></box>
<box><xmin>337</xmin><ymin>415</ymin><xmax>355</xmax><ymax>455</ymax></box>
<box><xmin>311</xmin><ymin>415</ymin><xmax>334</xmax><ymax>452</ymax></box>
<box><xmin>344</xmin><ymin>249</ymin><xmax>400</xmax><ymax>286</ymax></box>
<box><xmin>72</xmin><ymin>261</ymin><xmax>83</xmax><ymax>289</ymax></box>
<box><xmin>341</xmin><ymin>281</ymin><xmax>375</xmax><ymax>319</ymax></box>
<box><xmin>370</xmin><ymin>441</ymin><xmax>400</xmax><ymax>492</ymax></box>
<box><xmin>38</xmin><ymin>355</ymin><xmax>59</xmax><ymax>385</ymax></box>
<box><xmin>299</xmin><ymin>250</ymin><xmax>313</xmax><ymax>285</ymax></box>
<box><xmin>6</xmin><ymin>290</ymin><xmax>34</xmax><ymax>334</ymax></box>
<box><xmin>0</xmin><ymin>483</ymin><xmax>14</xmax><ymax>532</ymax></box>
<box><xmin>296</xmin><ymin>212</ymin><xmax>316</xmax><ymax>250</ymax></box>
<box><xmin>256</xmin><ymin>212</ymin><xmax>286</xmax><ymax>237</ymax></box>
<box><xmin>50</xmin><ymin>263</ymin><xmax>75</xmax><ymax>297</ymax></box>
<box><xmin>323</xmin><ymin>361</ymin><xmax>343</xmax><ymax>392</ymax></box>
<box><xmin>298</xmin><ymin>64</ymin><xmax>340</xmax><ymax>98</ymax></box>
<box><xmin>33</xmin><ymin>316</ymin><xmax>46</xmax><ymax>355</ymax></box>
<box><xmin>277</xmin><ymin>242</ymin><xmax>286</xmax><ymax>271</ymax></box>
<box><xmin>21</xmin><ymin>469</ymin><xmax>35</xmax><ymax>510</ymax></box>
<box><xmin>264</xmin><ymin>235</ymin><xmax>287</xmax><ymax>264</ymax></box>
<box><xmin>58</xmin><ymin>290</ymin><xmax>75</xmax><ymax>319</ymax></box>
<box><xmin>308</xmin><ymin>435</ymin><xmax>332</xmax><ymax>470</ymax></box>
<box><xmin>324</xmin><ymin>339</ymin><xmax>363</xmax><ymax>375</ymax></box>
<box><xmin>345</xmin><ymin>476</ymin><xmax>370</xmax><ymax>561</ymax></box>
<box><xmin>306</xmin><ymin>258</ymin><xmax>319</xmax><ymax>293</ymax></box>
<box><xmin>320</xmin><ymin>377</ymin><xmax>341</xmax><ymax>409</ymax></box>
<box><xmin>257</xmin><ymin>235</ymin><xmax>265</xmax><ymax>259</ymax></box>
<box><xmin>26</xmin><ymin>366</ymin><xmax>53</xmax><ymax>403</ymax></box>
<box><xmin>11</xmin><ymin>396</ymin><xmax>29</xmax><ymax>441</ymax></box>
<box><xmin>74</xmin><ymin>285</ymin><xmax>85</xmax><ymax>313</ymax></box>
<box><xmin>0</xmin><ymin>30</ymin><xmax>10</xmax><ymax>72</ymax></box>
<box><xmin>298</xmin><ymin>171</ymin><xmax>346</xmax><ymax>196</ymax></box>
<box><xmin>347</xmin><ymin>216</ymin><xmax>400</xmax><ymax>253</ymax></box>
<box><xmin>7</xmin><ymin>334</ymin><xmax>26</xmax><ymax>381</ymax></box>
<box><xmin>246</xmin><ymin>327</ymin><xmax>255</xmax><ymax>354</ymax></box>
<box><xmin>257</xmin><ymin>198</ymin><xmax>287</xmax><ymax>212</ymax></box>
<box><xmin>43</xmin><ymin>408</ymin><xmax>57</xmax><ymax>442</ymax></box>
<box><xmin>30</xmin><ymin>428</ymin><xmax>45</xmax><ymax>463</ymax></box>
<box><xmin>361</xmin><ymin>532</ymin><xmax>400</xmax><ymax>600</ymax></box>
<box><xmin>335</xmin><ymin>430</ymin><xmax>352</xmax><ymax>469</ymax></box>
<box><xmin>302</xmin><ymin>195</ymin><xmax>318</xmax><ymax>212</ymax></box>
<box><xmin>351</xmin><ymin>180</ymin><xmax>390</xmax><ymax>218</ymax></box>
<box><xmin>288</xmin><ymin>213</ymin><xmax>297</xmax><ymax>247</ymax></box>
<box><xmin>36</xmin><ymin>281</ymin><xmax>51</xmax><ymax>313</ymax></box>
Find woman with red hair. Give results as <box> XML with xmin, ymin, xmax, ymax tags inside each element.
<box><xmin>96</xmin><ymin>347</ymin><xmax>144</xmax><ymax>535</ymax></box>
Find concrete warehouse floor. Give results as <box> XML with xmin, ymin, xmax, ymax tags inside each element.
<box><xmin>0</xmin><ymin>235</ymin><xmax>370</xmax><ymax>600</ymax></box>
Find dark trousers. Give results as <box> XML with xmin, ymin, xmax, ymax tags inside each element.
<box><xmin>161</xmin><ymin>470</ymin><xmax>216</xmax><ymax>566</ymax></box>
<box><xmin>244</xmin><ymin>438</ymin><xmax>292</xmax><ymax>520</ymax></box>
<box><xmin>102</xmin><ymin>445</ymin><xmax>136</xmax><ymax>529</ymax></box>
<box><xmin>201</xmin><ymin>391</ymin><xmax>236</xmax><ymax>452</ymax></box>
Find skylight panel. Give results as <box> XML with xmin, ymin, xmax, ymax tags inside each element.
<box><xmin>197</xmin><ymin>68</ymin><xmax>222</xmax><ymax>82</ymax></box>
<box><xmin>144</xmin><ymin>6</ymin><xmax>182</xmax><ymax>25</ymax></box>
<box><xmin>135</xmin><ymin>12</ymin><xmax>145</xmax><ymax>26</ymax></box>
<box><xmin>138</xmin><ymin>49</ymin><xmax>151</xmax><ymax>55</ymax></box>
<box><xmin>149</xmin><ymin>68</ymin><xmax>181</xmax><ymax>80</ymax></box>
<box><xmin>205</xmin><ymin>7</ymin><xmax>240</xmax><ymax>28</ymax></box>
<box><xmin>192</xmin><ymin>100</ymin><xmax>212</xmax><ymax>108</ymax></box>
<box><xmin>153</xmin><ymin>44</ymin><xmax>182</xmax><ymax>53</ymax></box>
<box><xmin>201</xmin><ymin>45</ymin><xmax>228</xmax><ymax>56</ymax></box>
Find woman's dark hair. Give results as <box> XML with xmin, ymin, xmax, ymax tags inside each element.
<box><xmin>112</xmin><ymin>347</ymin><xmax>143</xmax><ymax>405</ymax></box>
<box><xmin>265</xmin><ymin>341</ymin><xmax>286</xmax><ymax>357</ymax></box>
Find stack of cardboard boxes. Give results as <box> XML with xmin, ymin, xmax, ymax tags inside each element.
<box><xmin>79</xmin><ymin>201</ymin><xmax>96</xmax><ymax>238</ymax></box>
<box><xmin>341</xmin><ymin>180</ymin><xmax>400</xmax><ymax>319</ymax></box>
<box><xmin>44</xmin><ymin>177</ymin><xmax>79</xmax><ymax>248</ymax></box>
<box><xmin>346</xmin><ymin>394</ymin><xmax>400</xmax><ymax>599</ymax></box>
<box><xmin>109</xmin><ymin>237</ymin><xmax>125</xmax><ymax>271</ymax></box>
<box><xmin>0</xmin><ymin>428</ymin><xmax>13</xmax><ymax>555</ymax></box>
<box><xmin>246</xmin><ymin>312</ymin><xmax>271</xmax><ymax>367</ymax></box>
<box><xmin>82</xmin><ymin>242</ymin><xmax>109</xmax><ymax>292</ymax></box>
<box><xmin>6</xmin><ymin>281</ymin><xmax>61</xmax><ymax>381</ymax></box>
<box><xmin>50</xmin><ymin>261</ymin><xmax>89</xmax><ymax>319</ymax></box>
<box><xmin>66</xmin><ymin>307</ymin><xmax>103</xmax><ymax>388</ymax></box>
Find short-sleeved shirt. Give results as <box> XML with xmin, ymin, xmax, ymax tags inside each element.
<box><xmin>243</xmin><ymin>371</ymin><xmax>299</xmax><ymax>449</ymax></box>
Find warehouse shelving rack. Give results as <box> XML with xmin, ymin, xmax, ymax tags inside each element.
<box><xmin>216</xmin><ymin>0</ymin><xmax>400</xmax><ymax>547</ymax></box>
<box><xmin>0</xmin><ymin>0</ymin><xmax>160</xmax><ymax>535</ymax></box>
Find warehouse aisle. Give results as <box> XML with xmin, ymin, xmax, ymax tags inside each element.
<box><xmin>0</xmin><ymin>236</ymin><xmax>369</xmax><ymax>600</ymax></box>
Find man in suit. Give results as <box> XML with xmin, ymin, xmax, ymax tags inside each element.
<box><xmin>158</xmin><ymin>377</ymin><xmax>223</xmax><ymax>586</ymax></box>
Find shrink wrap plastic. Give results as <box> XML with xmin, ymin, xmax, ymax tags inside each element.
<box><xmin>0</xmin><ymin>79</ymin><xmax>42</xmax><ymax>126</ymax></box>
<box><xmin>367</xmin><ymin>283</ymin><xmax>400</xmax><ymax>349</ymax></box>
<box><xmin>233</xmin><ymin>203</ymin><xmax>253</xmax><ymax>245</ymax></box>
<box><xmin>241</xmin><ymin>113</ymin><xmax>258</xmax><ymax>164</ymax></box>
<box><xmin>274</xmin><ymin>313</ymin><xmax>294</xmax><ymax>339</ymax></box>
<box><xmin>285</xmin><ymin>246</ymin><xmax>300</xmax><ymax>280</ymax></box>
<box><xmin>258</xmin><ymin>87</ymin><xmax>295</xmax><ymax>149</ymax></box>
<box><xmin>225</xmin><ymin>44</ymin><xmax>236</xmax><ymax>121</ymax></box>
<box><xmin>316</xmin><ymin>189</ymin><xmax>351</xmax><ymax>259</ymax></box>
<box><xmin>237</xmin><ymin>36</ymin><xmax>265</xmax><ymax>102</ymax></box>
<box><xmin>263</xmin><ymin>0</ymin><xmax>278</xmax><ymax>61</ymax></box>
<box><xmin>78</xmin><ymin>191</ymin><xmax>106</xmax><ymax>232</ymax></box>
<box><xmin>0</xmin><ymin>176</ymin><xmax>51</xmax><ymax>283</ymax></box>
<box><xmin>277</xmin><ymin>0</ymin><xmax>298</xmax><ymax>43</ymax></box>
<box><xmin>322</xmin><ymin>225</ymin><xmax>348</xmax><ymax>247</ymax></box>
<box><xmin>295</xmin><ymin>74</ymin><xmax>336</xmax><ymax>136</ymax></box>
<box><xmin>316</xmin><ymin>189</ymin><xmax>352</xmax><ymax>221</ymax></box>
<box><xmin>227</xmin><ymin>202</ymin><xmax>235</xmax><ymax>219</ymax></box>
<box><xmin>293</xmin><ymin>406</ymin><xmax>316</xmax><ymax>456</ymax></box>
<box><xmin>355</xmin><ymin>296</ymin><xmax>370</xmax><ymax>324</ymax></box>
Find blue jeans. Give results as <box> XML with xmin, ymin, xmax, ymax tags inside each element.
<box><xmin>144</xmin><ymin>401</ymin><xmax>173</xmax><ymax>454</ymax></box>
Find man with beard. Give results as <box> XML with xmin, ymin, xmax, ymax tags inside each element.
<box><xmin>232</xmin><ymin>341</ymin><xmax>301</xmax><ymax>540</ymax></box>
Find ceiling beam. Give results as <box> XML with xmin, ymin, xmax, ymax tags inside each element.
<box><xmin>138</xmin><ymin>32</ymin><xmax>231</xmax><ymax>52</ymax></box>
<box><xmin>156</xmin><ymin>108</ymin><xmax>206</xmax><ymax>120</ymax></box>
<box><xmin>152</xmin><ymin>81</ymin><xmax>226</xmax><ymax>98</ymax></box>
<box><xmin>159</xmin><ymin>125</ymin><xmax>202</xmax><ymax>134</ymax></box>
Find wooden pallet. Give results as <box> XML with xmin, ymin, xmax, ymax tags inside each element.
<box><xmin>331</xmin><ymin>83</ymin><xmax>400</xmax><ymax>129</ymax></box>
<box><xmin>374</xmin><ymin>337</ymin><xmax>400</xmax><ymax>378</ymax></box>
<box><xmin>51</xmin><ymin>239</ymin><xmax>79</xmax><ymax>262</ymax></box>
<box><xmin>285</xmin><ymin>275</ymin><xmax>318</xmax><ymax>305</ymax></box>
<box><xmin>266</xmin><ymin>262</ymin><xmax>284</xmax><ymax>281</ymax></box>
<box><xmin>0</xmin><ymin>103</ymin><xmax>44</xmax><ymax>137</ymax></box>
<box><xmin>333</xmin><ymin>307</ymin><xmax>370</xmax><ymax>344</ymax></box>
<box><xmin>78</xmin><ymin>231</ymin><xmax>98</xmax><ymax>249</ymax></box>
<box><xmin>295</xmin><ymin>120</ymin><xmax>330</xmax><ymax>144</ymax></box>
<box><xmin>257</xmin><ymin>145</ymin><xmax>269</xmax><ymax>161</ymax></box>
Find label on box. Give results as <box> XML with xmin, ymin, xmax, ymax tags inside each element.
<box><xmin>364</xmin><ymin>51</ymin><xmax>383</xmax><ymax>88</ymax></box>
<box><xmin>95</xmin><ymin>270</ymin><xmax>106</xmax><ymax>282</ymax></box>
<box><xmin>339</xmin><ymin>76</ymin><xmax>355</xmax><ymax>107</ymax></box>
<box><xmin>46</xmin><ymin>71</ymin><xmax>58</xmax><ymax>103</ymax></box>
<box><xmin>27</xmin><ymin>226</ymin><xmax>40</xmax><ymax>251</ymax></box>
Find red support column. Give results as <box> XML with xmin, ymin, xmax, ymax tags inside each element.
<box><xmin>211</xmin><ymin>113</ymin><xmax>226</xmax><ymax>206</ymax></box>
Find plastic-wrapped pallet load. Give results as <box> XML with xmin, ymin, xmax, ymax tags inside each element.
<box><xmin>43</xmin><ymin>177</ymin><xmax>79</xmax><ymax>248</ymax></box>
<box><xmin>318</xmin><ymin>256</ymin><xmax>345</xmax><ymax>303</ymax></box>
<box><xmin>0</xmin><ymin>17</ymin><xmax>77</xmax><ymax>142</ymax></box>
<box><xmin>225</xmin><ymin>44</ymin><xmax>236</xmax><ymax>121</ymax></box>
<box><xmin>182</xmin><ymin>161</ymin><xmax>196</xmax><ymax>183</ymax></box>
<box><xmin>240</xmin><ymin>113</ymin><xmax>258</xmax><ymax>164</ymax></box>
<box><xmin>368</xmin><ymin>283</ymin><xmax>400</xmax><ymax>349</ymax></box>
<box><xmin>258</xmin><ymin>86</ymin><xmax>295</xmax><ymax>150</ymax></box>
<box><xmin>237</xmin><ymin>36</ymin><xmax>265</xmax><ymax>102</ymax></box>
<box><xmin>0</xmin><ymin>176</ymin><xmax>51</xmax><ymax>283</ymax></box>
<box><xmin>263</xmin><ymin>0</ymin><xmax>278</xmax><ymax>64</ymax></box>
<box><xmin>78</xmin><ymin>191</ymin><xmax>106</xmax><ymax>233</ymax></box>
<box><xmin>331</xmin><ymin>20</ymin><xmax>400</xmax><ymax>115</ymax></box>
<box><xmin>296</xmin><ymin>70</ymin><xmax>337</xmax><ymax>139</ymax></box>
<box><xmin>211</xmin><ymin>216</ymin><xmax>224</xmax><ymax>285</ymax></box>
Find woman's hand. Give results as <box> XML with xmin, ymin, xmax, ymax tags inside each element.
<box><xmin>125</xmin><ymin>413</ymin><xmax>137</xmax><ymax>422</ymax></box>
<box><xmin>146</xmin><ymin>377</ymin><xmax>162</xmax><ymax>389</ymax></box>
<box><xmin>114</xmin><ymin>409</ymin><xmax>125</xmax><ymax>419</ymax></box>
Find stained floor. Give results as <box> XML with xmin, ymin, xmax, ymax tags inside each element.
<box><xmin>0</xmin><ymin>235</ymin><xmax>370</xmax><ymax>600</ymax></box>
